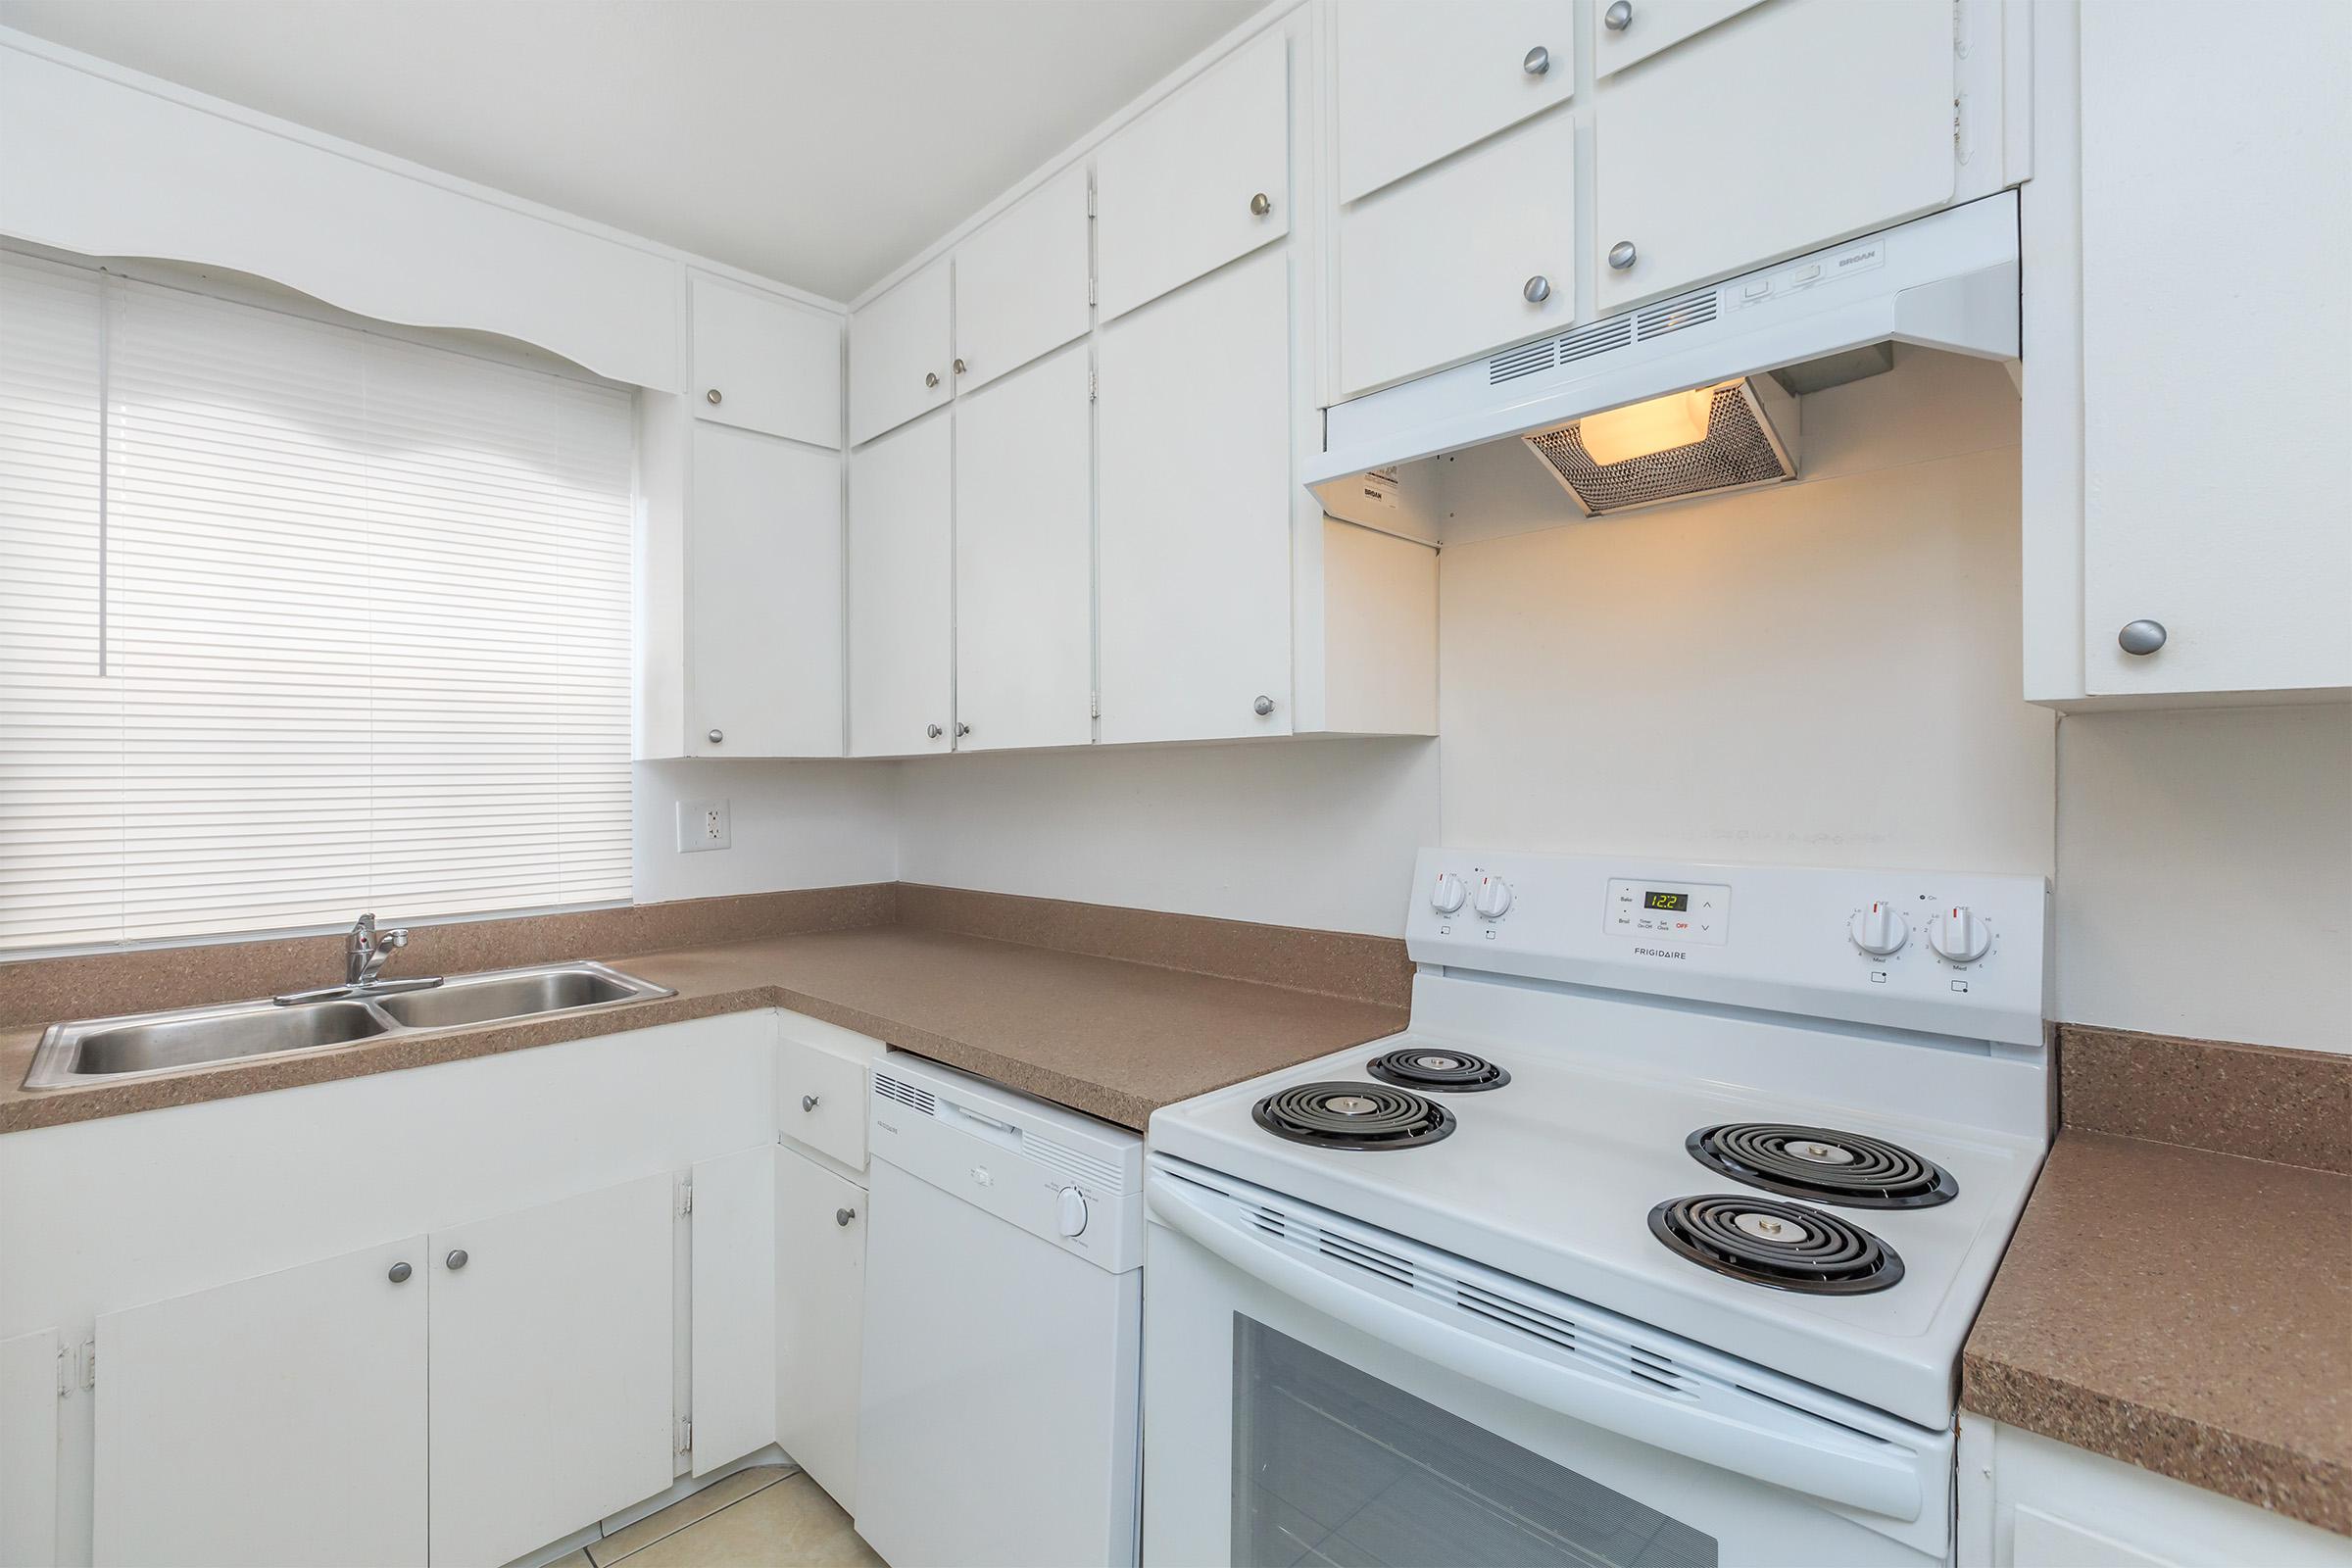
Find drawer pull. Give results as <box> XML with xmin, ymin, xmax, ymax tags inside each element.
<box><xmin>1608</xmin><ymin>240</ymin><xmax>1639</xmax><ymax>270</ymax></box>
<box><xmin>1523</xmin><ymin>44</ymin><xmax>1550</xmax><ymax>74</ymax></box>
<box><xmin>802</xmin><ymin>1094</ymin><xmax>821</xmax><ymax>1112</ymax></box>
<box><xmin>836</xmin><ymin>1207</ymin><xmax>858</xmax><ymax>1227</ymax></box>
<box><xmin>1250</xmin><ymin>191</ymin><xmax>1272</xmax><ymax>218</ymax></box>
<box><xmin>1604</xmin><ymin>1</ymin><xmax>1634</xmax><ymax>31</ymax></box>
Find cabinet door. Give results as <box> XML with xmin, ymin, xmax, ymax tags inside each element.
<box><xmin>954</xmin><ymin>164</ymin><xmax>1092</xmax><ymax>396</ymax></box>
<box><xmin>1592</xmin><ymin>0</ymin><xmax>1765</xmax><ymax>78</ymax></box>
<box><xmin>1592</xmin><ymin>0</ymin><xmax>1954</xmax><ymax>313</ymax></box>
<box><xmin>955</xmin><ymin>344</ymin><xmax>1094</xmax><ymax>752</ymax></box>
<box><xmin>1337</xmin><ymin>108</ymin><xmax>1577</xmax><ymax>397</ymax></box>
<box><xmin>1096</xmin><ymin>28</ymin><xmax>1289</xmax><ymax>321</ymax></box>
<box><xmin>1333</xmin><ymin>0</ymin><xmax>1574</xmax><ymax>203</ymax></box>
<box><xmin>691</xmin><ymin>1144</ymin><xmax>777</xmax><ymax>1476</ymax></box>
<box><xmin>1098</xmin><ymin>248</ymin><xmax>1292</xmax><ymax>744</ymax></box>
<box><xmin>689</xmin><ymin>274</ymin><xmax>842</xmax><ymax>448</ymax></box>
<box><xmin>847</xmin><ymin>258</ymin><xmax>952</xmax><ymax>447</ymax></box>
<box><xmin>94</xmin><ymin>1237</ymin><xmax>427</xmax><ymax>1568</ymax></box>
<box><xmin>775</xmin><ymin>1149</ymin><xmax>864</xmax><ymax>1514</ymax></box>
<box><xmin>427</xmin><ymin>1173</ymin><xmax>675</xmax><ymax>1568</ymax></box>
<box><xmin>688</xmin><ymin>424</ymin><xmax>843</xmax><ymax>758</ymax></box>
<box><xmin>848</xmin><ymin>412</ymin><xmax>955</xmax><ymax>756</ymax></box>
<box><xmin>2076</xmin><ymin>2</ymin><xmax>2352</xmax><ymax>697</ymax></box>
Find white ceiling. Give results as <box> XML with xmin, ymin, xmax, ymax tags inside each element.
<box><xmin>0</xmin><ymin>0</ymin><xmax>1263</xmax><ymax>303</ymax></box>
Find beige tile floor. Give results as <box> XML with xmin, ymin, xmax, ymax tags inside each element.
<box><xmin>552</xmin><ymin>1467</ymin><xmax>885</xmax><ymax>1568</ymax></box>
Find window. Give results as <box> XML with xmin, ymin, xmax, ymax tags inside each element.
<box><xmin>0</xmin><ymin>250</ymin><xmax>635</xmax><ymax>953</ymax></box>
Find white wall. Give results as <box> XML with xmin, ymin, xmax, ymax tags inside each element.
<box><xmin>2055</xmin><ymin>706</ymin><xmax>2351</xmax><ymax>1054</ymax></box>
<box><xmin>631</xmin><ymin>760</ymin><xmax>898</xmax><ymax>905</ymax></box>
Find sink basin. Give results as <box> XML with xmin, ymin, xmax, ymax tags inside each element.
<box><xmin>22</xmin><ymin>961</ymin><xmax>674</xmax><ymax>1090</ymax></box>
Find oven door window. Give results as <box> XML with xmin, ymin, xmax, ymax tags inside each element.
<box><xmin>1233</xmin><ymin>1316</ymin><xmax>1718</xmax><ymax>1567</ymax></box>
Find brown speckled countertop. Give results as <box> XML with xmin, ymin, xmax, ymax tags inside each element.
<box><xmin>0</xmin><ymin>923</ymin><xmax>1410</xmax><ymax>1136</ymax></box>
<box><xmin>1963</xmin><ymin>1115</ymin><xmax>2352</xmax><ymax>1533</ymax></box>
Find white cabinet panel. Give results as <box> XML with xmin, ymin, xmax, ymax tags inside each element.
<box><xmin>1098</xmin><ymin>248</ymin><xmax>1292</xmax><ymax>744</ymax></box>
<box><xmin>0</xmin><ymin>1329</ymin><xmax>57</xmax><ymax>1568</ymax></box>
<box><xmin>2074</xmin><ymin>1</ymin><xmax>2352</xmax><ymax>698</ymax></box>
<box><xmin>1096</xmin><ymin>29</ymin><xmax>1289</xmax><ymax>321</ymax></box>
<box><xmin>688</xmin><ymin>425</ymin><xmax>844</xmax><ymax>758</ymax></box>
<box><xmin>955</xmin><ymin>344</ymin><xmax>1095</xmax><ymax>752</ymax></box>
<box><xmin>954</xmin><ymin>164</ymin><xmax>1092</xmax><ymax>395</ymax></box>
<box><xmin>689</xmin><ymin>275</ymin><xmax>841</xmax><ymax>449</ymax></box>
<box><xmin>94</xmin><ymin>1237</ymin><xmax>427</xmax><ymax>1568</ymax></box>
<box><xmin>691</xmin><ymin>1144</ymin><xmax>778</xmax><ymax>1476</ymax></box>
<box><xmin>775</xmin><ymin>1148</ymin><xmax>865</xmax><ymax>1514</ymax></box>
<box><xmin>848</xmin><ymin>258</ymin><xmax>952</xmax><ymax>446</ymax></box>
<box><xmin>1334</xmin><ymin>0</ymin><xmax>1574</xmax><ymax>203</ymax></box>
<box><xmin>1337</xmin><ymin>108</ymin><xmax>1578</xmax><ymax>397</ymax></box>
<box><xmin>427</xmin><ymin>1174</ymin><xmax>675</xmax><ymax>1568</ymax></box>
<box><xmin>1592</xmin><ymin>0</ymin><xmax>1954</xmax><ymax>313</ymax></box>
<box><xmin>1592</xmin><ymin>0</ymin><xmax>1765</xmax><ymax>78</ymax></box>
<box><xmin>848</xmin><ymin>412</ymin><xmax>955</xmax><ymax>757</ymax></box>
<box><xmin>778</xmin><ymin>1028</ymin><xmax>873</xmax><ymax>1171</ymax></box>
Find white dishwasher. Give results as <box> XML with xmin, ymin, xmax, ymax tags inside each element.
<box><xmin>856</xmin><ymin>1051</ymin><xmax>1145</xmax><ymax>1568</ymax></box>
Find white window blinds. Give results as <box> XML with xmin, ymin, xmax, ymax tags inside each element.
<box><xmin>0</xmin><ymin>250</ymin><xmax>635</xmax><ymax>953</ymax></box>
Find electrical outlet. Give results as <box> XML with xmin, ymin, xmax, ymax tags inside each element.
<box><xmin>677</xmin><ymin>798</ymin><xmax>731</xmax><ymax>853</ymax></box>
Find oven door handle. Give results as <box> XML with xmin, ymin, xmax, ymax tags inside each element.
<box><xmin>1151</xmin><ymin>1176</ymin><xmax>1923</xmax><ymax>1523</ymax></box>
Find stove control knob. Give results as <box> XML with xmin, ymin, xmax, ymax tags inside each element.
<box><xmin>1928</xmin><ymin>906</ymin><xmax>1992</xmax><ymax>964</ymax></box>
<box><xmin>1055</xmin><ymin>1186</ymin><xmax>1089</xmax><ymax>1239</ymax></box>
<box><xmin>1849</xmin><ymin>902</ymin><xmax>1909</xmax><ymax>956</ymax></box>
<box><xmin>1472</xmin><ymin>875</ymin><xmax>1513</xmax><ymax>920</ymax></box>
<box><xmin>1430</xmin><ymin>872</ymin><xmax>1468</xmax><ymax>914</ymax></box>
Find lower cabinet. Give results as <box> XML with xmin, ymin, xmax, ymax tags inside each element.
<box><xmin>775</xmin><ymin>1145</ymin><xmax>866</xmax><ymax>1514</ymax></box>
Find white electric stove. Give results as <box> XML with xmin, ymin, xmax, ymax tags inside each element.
<box><xmin>1141</xmin><ymin>849</ymin><xmax>2050</xmax><ymax>1568</ymax></box>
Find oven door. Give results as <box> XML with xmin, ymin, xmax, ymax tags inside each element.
<box><xmin>1143</xmin><ymin>1159</ymin><xmax>1950</xmax><ymax>1568</ymax></box>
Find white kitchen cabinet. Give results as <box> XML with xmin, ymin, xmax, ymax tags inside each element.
<box><xmin>1096</xmin><ymin>28</ymin><xmax>1289</xmax><ymax>322</ymax></box>
<box><xmin>777</xmin><ymin>1011</ymin><xmax>879</xmax><ymax>1172</ymax></box>
<box><xmin>1336</xmin><ymin>107</ymin><xmax>1578</xmax><ymax>397</ymax></box>
<box><xmin>955</xmin><ymin>344</ymin><xmax>1095</xmax><ymax>752</ymax></box>
<box><xmin>1098</xmin><ymin>245</ymin><xmax>1293</xmax><ymax>745</ymax></box>
<box><xmin>1592</xmin><ymin>0</ymin><xmax>1956</xmax><ymax>314</ymax></box>
<box><xmin>0</xmin><ymin>1329</ymin><xmax>58</xmax><ymax>1568</ymax></box>
<box><xmin>686</xmin><ymin>424</ymin><xmax>844</xmax><ymax>758</ymax></box>
<box><xmin>690</xmin><ymin>1144</ymin><xmax>779</xmax><ymax>1477</ymax></box>
<box><xmin>847</xmin><ymin>257</ymin><xmax>952</xmax><ymax>446</ymax></box>
<box><xmin>689</xmin><ymin>273</ymin><xmax>842</xmax><ymax>448</ymax></box>
<box><xmin>427</xmin><ymin>1173</ymin><xmax>676</xmax><ymax>1568</ymax></box>
<box><xmin>1332</xmin><ymin>0</ymin><xmax>1573</xmax><ymax>204</ymax></box>
<box><xmin>774</xmin><ymin>1147</ymin><xmax>866</xmax><ymax>1514</ymax></box>
<box><xmin>2022</xmin><ymin>0</ymin><xmax>2351</xmax><ymax>706</ymax></box>
<box><xmin>93</xmin><ymin>1236</ymin><xmax>428</xmax><ymax>1568</ymax></box>
<box><xmin>953</xmin><ymin>164</ymin><xmax>1092</xmax><ymax>396</ymax></box>
<box><xmin>1591</xmin><ymin>0</ymin><xmax>1765</xmax><ymax>78</ymax></box>
<box><xmin>848</xmin><ymin>411</ymin><xmax>955</xmax><ymax>757</ymax></box>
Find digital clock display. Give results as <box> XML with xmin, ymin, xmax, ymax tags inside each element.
<box><xmin>1643</xmin><ymin>891</ymin><xmax>1689</xmax><ymax>911</ymax></box>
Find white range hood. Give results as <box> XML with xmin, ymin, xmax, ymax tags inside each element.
<box><xmin>1309</xmin><ymin>193</ymin><xmax>2020</xmax><ymax>525</ymax></box>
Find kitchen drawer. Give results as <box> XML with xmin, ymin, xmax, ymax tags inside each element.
<box><xmin>1333</xmin><ymin>0</ymin><xmax>1573</xmax><ymax>204</ymax></box>
<box><xmin>848</xmin><ymin>257</ymin><xmax>952</xmax><ymax>446</ymax></box>
<box><xmin>1096</xmin><ymin>28</ymin><xmax>1289</xmax><ymax>322</ymax></box>
<box><xmin>953</xmin><ymin>163</ymin><xmax>1091</xmax><ymax>395</ymax></box>
<box><xmin>689</xmin><ymin>273</ymin><xmax>841</xmax><ymax>448</ymax></box>
<box><xmin>778</xmin><ymin>1023</ymin><xmax>876</xmax><ymax>1170</ymax></box>
<box><xmin>1591</xmin><ymin>0</ymin><xmax>1765</xmax><ymax>79</ymax></box>
<box><xmin>1337</xmin><ymin>108</ymin><xmax>1577</xmax><ymax>398</ymax></box>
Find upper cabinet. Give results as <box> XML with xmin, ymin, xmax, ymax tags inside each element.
<box><xmin>848</xmin><ymin>412</ymin><xmax>956</xmax><ymax>757</ymax></box>
<box><xmin>1096</xmin><ymin>30</ymin><xmax>1290</xmax><ymax>322</ymax></box>
<box><xmin>848</xmin><ymin>257</ymin><xmax>952</xmax><ymax>446</ymax></box>
<box><xmin>953</xmin><ymin>164</ymin><xmax>1092</xmax><ymax>395</ymax></box>
<box><xmin>1332</xmin><ymin>0</ymin><xmax>1574</xmax><ymax>204</ymax></box>
<box><xmin>1592</xmin><ymin>0</ymin><xmax>1957</xmax><ymax>313</ymax></box>
<box><xmin>689</xmin><ymin>274</ymin><xmax>841</xmax><ymax>447</ymax></box>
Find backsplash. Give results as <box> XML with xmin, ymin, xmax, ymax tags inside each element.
<box><xmin>2061</xmin><ymin>1023</ymin><xmax>2351</xmax><ymax>1174</ymax></box>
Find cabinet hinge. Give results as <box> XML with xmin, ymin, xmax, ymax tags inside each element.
<box><xmin>676</xmin><ymin>1415</ymin><xmax>693</xmax><ymax>1455</ymax></box>
<box><xmin>1086</xmin><ymin>182</ymin><xmax>1096</xmax><ymax>218</ymax></box>
<box><xmin>1089</xmin><ymin>693</ymin><xmax>1102</xmax><ymax>719</ymax></box>
<box><xmin>1089</xmin><ymin>367</ymin><xmax>1099</xmax><ymax>403</ymax></box>
<box><xmin>1087</xmin><ymin>276</ymin><xmax>1097</xmax><ymax>306</ymax></box>
<box><xmin>73</xmin><ymin>1340</ymin><xmax>95</xmax><ymax>1392</ymax></box>
<box><xmin>676</xmin><ymin>1176</ymin><xmax>694</xmax><ymax>1216</ymax></box>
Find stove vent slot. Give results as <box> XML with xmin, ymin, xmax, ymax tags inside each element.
<box><xmin>1635</xmin><ymin>289</ymin><xmax>1721</xmax><ymax>341</ymax></box>
<box><xmin>873</xmin><ymin>1073</ymin><xmax>936</xmax><ymax>1116</ymax></box>
<box><xmin>1314</xmin><ymin>1229</ymin><xmax>1415</xmax><ymax>1289</ymax></box>
<box><xmin>1556</xmin><ymin>316</ymin><xmax>1635</xmax><ymax>367</ymax></box>
<box><xmin>1450</xmin><ymin>1280</ymin><xmax>1697</xmax><ymax>1400</ymax></box>
<box><xmin>1488</xmin><ymin>338</ymin><xmax>1556</xmax><ymax>385</ymax></box>
<box><xmin>1024</xmin><ymin>1133</ymin><xmax>1125</xmax><ymax>1195</ymax></box>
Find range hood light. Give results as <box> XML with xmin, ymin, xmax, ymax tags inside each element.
<box><xmin>1573</xmin><ymin>387</ymin><xmax>1715</xmax><ymax>466</ymax></box>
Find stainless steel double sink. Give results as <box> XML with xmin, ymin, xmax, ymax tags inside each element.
<box><xmin>22</xmin><ymin>961</ymin><xmax>675</xmax><ymax>1091</ymax></box>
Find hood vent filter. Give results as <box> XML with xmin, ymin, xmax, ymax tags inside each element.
<box><xmin>1523</xmin><ymin>376</ymin><xmax>1799</xmax><ymax>517</ymax></box>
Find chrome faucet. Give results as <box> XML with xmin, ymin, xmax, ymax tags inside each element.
<box><xmin>275</xmin><ymin>912</ymin><xmax>443</xmax><ymax>1005</ymax></box>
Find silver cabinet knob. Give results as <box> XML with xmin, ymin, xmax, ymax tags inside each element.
<box><xmin>708</xmin><ymin>727</ymin><xmax>723</xmax><ymax>745</ymax></box>
<box><xmin>925</xmin><ymin>723</ymin><xmax>943</xmax><ymax>739</ymax></box>
<box><xmin>925</xmin><ymin>370</ymin><xmax>940</xmax><ymax>389</ymax></box>
<box><xmin>1523</xmin><ymin>274</ymin><xmax>1551</xmax><ymax>303</ymax></box>
<box><xmin>2118</xmin><ymin>619</ymin><xmax>2168</xmax><ymax>656</ymax></box>
<box><xmin>1250</xmin><ymin>192</ymin><xmax>1272</xmax><ymax>218</ymax></box>
<box><xmin>1604</xmin><ymin>1</ymin><xmax>1634</xmax><ymax>30</ymax></box>
<box><xmin>705</xmin><ymin>388</ymin><xmax>722</xmax><ymax>406</ymax></box>
<box><xmin>802</xmin><ymin>1094</ymin><xmax>819</xmax><ymax>1112</ymax></box>
<box><xmin>835</xmin><ymin>1207</ymin><xmax>858</xmax><ymax>1227</ymax></box>
<box><xmin>388</xmin><ymin>1261</ymin><xmax>413</xmax><ymax>1284</ymax></box>
<box><xmin>1608</xmin><ymin>240</ymin><xmax>1638</xmax><ymax>270</ymax></box>
<box><xmin>1522</xmin><ymin>44</ymin><xmax>1550</xmax><ymax>74</ymax></box>
<box><xmin>954</xmin><ymin>358</ymin><xmax>967</xmax><ymax>375</ymax></box>
<box><xmin>1252</xmin><ymin>695</ymin><xmax>1276</xmax><ymax>717</ymax></box>
<box><xmin>445</xmin><ymin>1250</ymin><xmax>468</xmax><ymax>1271</ymax></box>
<box><xmin>956</xmin><ymin>721</ymin><xmax>971</xmax><ymax>737</ymax></box>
